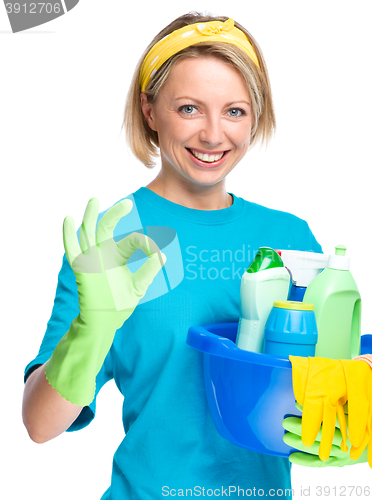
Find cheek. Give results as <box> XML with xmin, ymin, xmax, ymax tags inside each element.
<box><xmin>156</xmin><ymin>117</ymin><xmax>172</xmax><ymax>138</ymax></box>
<box><xmin>157</xmin><ymin>116</ymin><xmax>189</xmax><ymax>144</ymax></box>
<box><xmin>233</xmin><ymin>124</ymin><xmax>252</xmax><ymax>148</ymax></box>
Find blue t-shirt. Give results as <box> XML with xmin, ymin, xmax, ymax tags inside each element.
<box><xmin>24</xmin><ymin>187</ymin><xmax>322</xmax><ymax>499</ymax></box>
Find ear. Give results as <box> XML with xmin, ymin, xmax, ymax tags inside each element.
<box><xmin>140</xmin><ymin>93</ymin><xmax>157</xmax><ymax>132</ymax></box>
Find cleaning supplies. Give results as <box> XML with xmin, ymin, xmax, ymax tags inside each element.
<box><xmin>264</xmin><ymin>300</ymin><xmax>318</xmax><ymax>358</ymax></box>
<box><xmin>303</xmin><ymin>245</ymin><xmax>361</xmax><ymax>359</ymax></box>
<box><xmin>277</xmin><ymin>250</ymin><xmax>329</xmax><ymax>301</ymax></box>
<box><xmin>236</xmin><ymin>247</ymin><xmax>290</xmax><ymax>353</ymax></box>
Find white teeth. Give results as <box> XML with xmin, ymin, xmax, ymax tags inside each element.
<box><xmin>190</xmin><ymin>149</ymin><xmax>224</xmax><ymax>162</ymax></box>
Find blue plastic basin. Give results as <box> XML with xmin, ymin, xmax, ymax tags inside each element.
<box><xmin>187</xmin><ymin>322</ymin><xmax>372</xmax><ymax>458</ymax></box>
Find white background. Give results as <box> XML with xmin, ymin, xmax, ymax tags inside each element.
<box><xmin>2</xmin><ymin>0</ymin><xmax>372</xmax><ymax>498</ymax></box>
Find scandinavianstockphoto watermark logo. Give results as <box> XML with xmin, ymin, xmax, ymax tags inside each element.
<box><xmin>3</xmin><ymin>0</ymin><xmax>79</xmax><ymax>32</ymax></box>
<box><xmin>185</xmin><ymin>244</ymin><xmax>258</xmax><ymax>281</ymax></box>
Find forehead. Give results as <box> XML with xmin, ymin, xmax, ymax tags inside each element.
<box><xmin>161</xmin><ymin>56</ymin><xmax>248</xmax><ymax>99</ymax></box>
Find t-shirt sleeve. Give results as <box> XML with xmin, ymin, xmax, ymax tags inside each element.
<box><xmin>24</xmin><ymin>253</ymin><xmax>114</xmax><ymax>432</ymax></box>
<box><xmin>292</xmin><ymin>218</ymin><xmax>323</xmax><ymax>254</ymax></box>
<box><xmin>306</xmin><ymin>222</ymin><xmax>323</xmax><ymax>254</ymax></box>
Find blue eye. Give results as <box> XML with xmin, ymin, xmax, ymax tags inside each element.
<box><xmin>229</xmin><ymin>108</ymin><xmax>246</xmax><ymax>117</ymax></box>
<box><xmin>179</xmin><ymin>105</ymin><xmax>246</xmax><ymax>118</ymax></box>
<box><xmin>180</xmin><ymin>105</ymin><xmax>197</xmax><ymax>115</ymax></box>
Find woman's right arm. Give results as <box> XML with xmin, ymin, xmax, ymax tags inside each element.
<box><xmin>22</xmin><ymin>198</ymin><xmax>165</xmax><ymax>443</ymax></box>
<box><xmin>22</xmin><ymin>363</ymin><xmax>83</xmax><ymax>444</ymax></box>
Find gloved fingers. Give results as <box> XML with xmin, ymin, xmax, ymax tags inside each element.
<box><xmin>283</xmin><ymin>431</ymin><xmax>320</xmax><ymax>455</ymax></box>
<box><xmin>132</xmin><ymin>251</ymin><xmax>167</xmax><ymax>298</ymax></box>
<box><xmin>348</xmin><ymin>398</ymin><xmax>370</xmax><ymax>449</ymax></box>
<box><xmin>349</xmin><ymin>443</ymin><xmax>369</xmax><ymax>465</ymax></box>
<box><xmin>368</xmin><ymin>417</ymin><xmax>372</xmax><ymax>468</ymax></box>
<box><xmin>289</xmin><ymin>447</ymin><xmax>368</xmax><ymax>467</ymax></box>
<box><xmin>350</xmin><ymin>431</ymin><xmax>370</xmax><ymax>461</ymax></box>
<box><xmin>283</xmin><ymin>415</ymin><xmax>350</xmax><ymax>450</ymax></box>
<box><xmin>301</xmin><ymin>399</ymin><xmax>324</xmax><ymax>448</ymax></box>
<box><xmin>335</xmin><ymin>405</ymin><xmax>349</xmax><ymax>430</ymax></box>
<box><xmin>341</xmin><ymin>359</ymin><xmax>371</xmax><ymax>448</ymax></box>
<box><xmin>288</xmin><ymin>452</ymin><xmax>329</xmax><ymax>467</ymax></box>
<box><xmin>295</xmin><ymin>401</ymin><xmax>303</xmax><ymax>413</ymax></box>
<box><xmin>336</xmin><ymin>401</ymin><xmax>348</xmax><ymax>453</ymax></box>
<box><xmin>282</xmin><ymin>416</ymin><xmax>302</xmax><ymax>435</ymax></box>
<box><xmin>80</xmin><ymin>198</ymin><xmax>100</xmax><ymax>253</ymax></box>
<box><xmin>283</xmin><ymin>431</ymin><xmax>346</xmax><ymax>459</ymax></box>
<box><xmin>96</xmin><ymin>199</ymin><xmax>133</xmax><ymax>244</ymax></box>
<box><xmin>289</xmin><ymin>355</ymin><xmax>310</xmax><ymax>405</ymax></box>
<box><xmin>337</xmin><ymin>410</ymin><xmax>349</xmax><ymax>429</ymax></box>
<box><xmin>343</xmin><ymin>401</ymin><xmax>349</xmax><ymax>415</ymax></box>
<box><xmin>318</xmin><ymin>401</ymin><xmax>338</xmax><ymax>461</ymax></box>
<box><xmin>63</xmin><ymin>215</ymin><xmax>81</xmax><ymax>267</ymax></box>
<box><xmin>116</xmin><ymin>231</ymin><xmax>161</xmax><ymax>262</ymax></box>
<box><xmin>288</xmin><ymin>451</ymin><xmax>351</xmax><ymax>467</ymax></box>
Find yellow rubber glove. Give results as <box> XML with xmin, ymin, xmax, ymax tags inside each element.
<box><xmin>289</xmin><ymin>356</ymin><xmax>348</xmax><ymax>461</ymax></box>
<box><xmin>340</xmin><ymin>359</ymin><xmax>372</xmax><ymax>466</ymax></box>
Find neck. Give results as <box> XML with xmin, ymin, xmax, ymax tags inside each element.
<box><xmin>146</xmin><ymin>174</ymin><xmax>233</xmax><ymax>211</ymax></box>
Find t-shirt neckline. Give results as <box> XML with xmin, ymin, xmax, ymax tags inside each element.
<box><xmin>134</xmin><ymin>187</ymin><xmax>244</xmax><ymax>224</ymax></box>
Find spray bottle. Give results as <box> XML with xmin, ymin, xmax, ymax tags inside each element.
<box><xmin>236</xmin><ymin>247</ymin><xmax>290</xmax><ymax>353</ymax></box>
<box><xmin>277</xmin><ymin>250</ymin><xmax>329</xmax><ymax>301</ymax></box>
<box><xmin>303</xmin><ymin>245</ymin><xmax>361</xmax><ymax>359</ymax></box>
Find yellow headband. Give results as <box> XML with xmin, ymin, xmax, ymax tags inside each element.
<box><xmin>139</xmin><ymin>18</ymin><xmax>260</xmax><ymax>92</ymax></box>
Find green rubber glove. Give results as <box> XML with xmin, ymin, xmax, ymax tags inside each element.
<box><xmin>45</xmin><ymin>198</ymin><xmax>166</xmax><ymax>406</ymax></box>
<box><xmin>282</xmin><ymin>404</ymin><xmax>368</xmax><ymax>467</ymax></box>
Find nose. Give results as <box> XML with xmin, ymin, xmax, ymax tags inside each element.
<box><xmin>199</xmin><ymin>113</ymin><xmax>225</xmax><ymax>148</ymax></box>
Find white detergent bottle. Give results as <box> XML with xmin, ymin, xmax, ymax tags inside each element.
<box><xmin>236</xmin><ymin>247</ymin><xmax>290</xmax><ymax>353</ymax></box>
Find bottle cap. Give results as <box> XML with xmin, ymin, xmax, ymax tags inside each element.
<box><xmin>246</xmin><ymin>247</ymin><xmax>284</xmax><ymax>274</ymax></box>
<box><xmin>328</xmin><ymin>244</ymin><xmax>350</xmax><ymax>270</ymax></box>
<box><xmin>273</xmin><ymin>300</ymin><xmax>314</xmax><ymax>311</ymax></box>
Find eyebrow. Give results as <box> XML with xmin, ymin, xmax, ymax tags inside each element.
<box><xmin>174</xmin><ymin>96</ymin><xmax>251</xmax><ymax>106</ymax></box>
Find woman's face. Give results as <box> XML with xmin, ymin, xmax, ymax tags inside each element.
<box><xmin>141</xmin><ymin>56</ymin><xmax>254</xmax><ymax>189</ymax></box>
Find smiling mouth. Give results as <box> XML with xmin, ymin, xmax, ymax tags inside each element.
<box><xmin>186</xmin><ymin>148</ymin><xmax>228</xmax><ymax>163</ymax></box>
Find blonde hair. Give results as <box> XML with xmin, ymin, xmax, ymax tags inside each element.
<box><xmin>123</xmin><ymin>12</ymin><xmax>276</xmax><ymax>168</ymax></box>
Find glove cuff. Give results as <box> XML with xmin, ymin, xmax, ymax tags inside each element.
<box><xmin>353</xmin><ymin>354</ymin><xmax>372</xmax><ymax>369</ymax></box>
<box><xmin>45</xmin><ymin>315</ymin><xmax>117</xmax><ymax>406</ymax></box>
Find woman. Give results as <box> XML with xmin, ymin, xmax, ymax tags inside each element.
<box><xmin>22</xmin><ymin>12</ymin><xmax>342</xmax><ymax>499</ymax></box>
